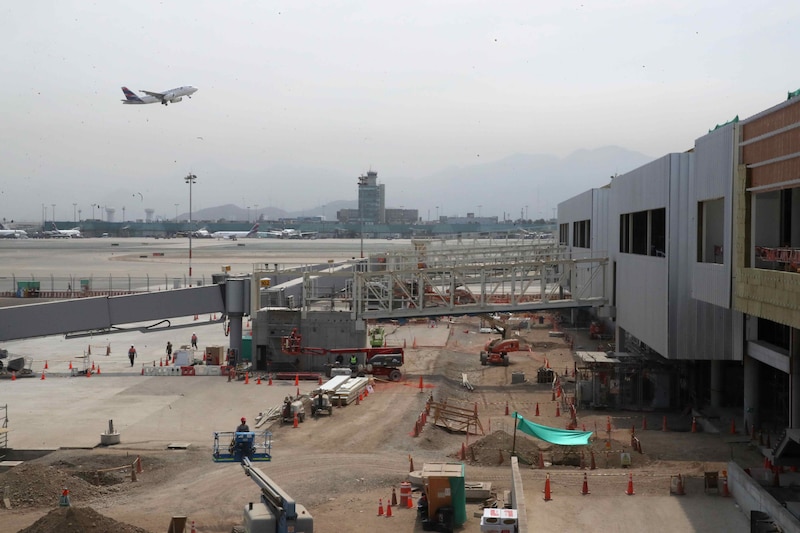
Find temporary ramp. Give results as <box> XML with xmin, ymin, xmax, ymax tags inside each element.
<box><xmin>513</xmin><ymin>412</ymin><xmax>593</xmax><ymax>446</ymax></box>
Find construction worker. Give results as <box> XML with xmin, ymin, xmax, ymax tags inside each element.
<box><xmin>349</xmin><ymin>353</ymin><xmax>358</xmax><ymax>373</ymax></box>
<box><xmin>166</xmin><ymin>341</ymin><xmax>173</xmax><ymax>362</ymax></box>
<box><xmin>191</xmin><ymin>332</ymin><xmax>198</xmax><ymax>350</ymax></box>
<box><xmin>128</xmin><ymin>345</ymin><xmax>137</xmax><ymax>367</ymax></box>
<box><xmin>236</xmin><ymin>417</ymin><xmax>249</xmax><ymax>432</ymax></box>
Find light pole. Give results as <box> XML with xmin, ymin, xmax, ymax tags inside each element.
<box><xmin>185</xmin><ymin>173</ymin><xmax>197</xmax><ymax>281</ymax></box>
<box><xmin>77</xmin><ymin>209</ymin><xmax>82</xmax><ymax>222</ymax></box>
<box><xmin>72</xmin><ymin>203</ymin><xmax>77</xmax><ymax>223</ymax></box>
<box><xmin>51</xmin><ymin>204</ymin><xmax>56</xmax><ymax>224</ymax></box>
<box><xmin>254</xmin><ymin>204</ymin><xmax>259</xmax><ymax>222</ymax></box>
<box><xmin>247</xmin><ymin>206</ymin><xmax>251</xmax><ymax>223</ymax></box>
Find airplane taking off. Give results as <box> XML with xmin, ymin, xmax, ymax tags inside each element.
<box><xmin>121</xmin><ymin>85</ymin><xmax>198</xmax><ymax>106</ymax></box>
<box><xmin>0</xmin><ymin>223</ymin><xmax>27</xmax><ymax>239</ymax></box>
<box><xmin>49</xmin><ymin>223</ymin><xmax>81</xmax><ymax>238</ymax></box>
<box><xmin>211</xmin><ymin>224</ymin><xmax>260</xmax><ymax>240</ymax></box>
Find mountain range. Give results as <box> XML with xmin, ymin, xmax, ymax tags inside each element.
<box><xmin>183</xmin><ymin>146</ymin><xmax>654</xmax><ymax>223</ymax></box>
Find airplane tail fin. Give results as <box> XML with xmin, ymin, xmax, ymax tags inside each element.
<box><xmin>247</xmin><ymin>223</ymin><xmax>260</xmax><ymax>237</ymax></box>
<box><xmin>121</xmin><ymin>86</ymin><xmax>144</xmax><ymax>103</ymax></box>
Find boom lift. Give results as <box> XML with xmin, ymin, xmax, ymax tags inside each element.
<box><xmin>281</xmin><ymin>329</ymin><xmax>405</xmax><ymax>381</ymax></box>
<box><xmin>239</xmin><ymin>457</ymin><xmax>313</xmax><ymax>533</ymax></box>
<box><xmin>212</xmin><ymin>431</ymin><xmax>273</xmax><ymax>463</ymax></box>
<box><xmin>479</xmin><ymin>338</ymin><xmax>522</xmax><ymax>367</ymax></box>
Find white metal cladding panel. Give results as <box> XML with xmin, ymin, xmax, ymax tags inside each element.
<box><xmin>693</xmin><ymin>123</ymin><xmax>735</xmax><ymax>201</ymax></box>
<box><xmin>668</xmin><ymin>153</ymin><xmax>692</xmax><ymax>358</ymax></box>
<box><xmin>616</xmin><ymin>254</ymin><xmax>668</xmax><ymax>356</ymax></box>
<box><xmin>610</xmin><ymin>155</ymin><xmax>671</xmax><ymax>211</ymax></box>
<box><xmin>592</xmin><ymin>188</ymin><xmax>610</xmax><ymax>256</ymax></box>
<box><xmin>559</xmin><ymin>190</ymin><xmax>593</xmax><ymax>248</ymax></box>
<box><xmin>691</xmin><ymin>123</ymin><xmax>734</xmax><ymax>307</ymax></box>
<box><xmin>671</xmin><ymin>298</ymin><xmax>736</xmax><ymax>360</ymax></box>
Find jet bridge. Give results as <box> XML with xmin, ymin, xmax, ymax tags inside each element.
<box><xmin>0</xmin><ymin>277</ymin><xmax>251</xmax><ymax>359</ymax></box>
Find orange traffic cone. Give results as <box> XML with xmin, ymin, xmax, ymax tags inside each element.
<box><xmin>418</xmin><ymin>376</ymin><xmax>424</xmax><ymax>392</ymax></box>
<box><xmin>141</xmin><ymin>365</ymin><xmax>144</xmax><ymax>376</ymax></box>
<box><xmin>505</xmin><ymin>401</ymin><xmax>509</xmax><ymax>416</ymax></box>
<box><xmin>159</xmin><ymin>358</ymin><xmax>163</xmax><ymax>367</ymax></box>
<box><xmin>44</xmin><ymin>360</ymin><xmax>48</xmax><ymax>369</ymax></box>
<box><xmin>543</xmin><ymin>474</ymin><xmax>552</xmax><ymax>501</ymax></box>
<box><xmin>11</xmin><ymin>371</ymin><xmax>16</xmax><ymax>381</ymax></box>
<box><xmin>538</xmin><ymin>451</ymin><xmax>545</xmax><ymax>469</ymax></box>
<box><xmin>293</xmin><ymin>413</ymin><xmax>299</xmax><ymax>428</ymax></box>
<box><xmin>69</xmin><ymin>361</ymin><xmax>73</xmax><ymax>370</ymax></box>
<box><xmin>606</xmin><ymin>416</ymin><xmax>611</xmax><ymax>432</ymax></box>
<box><xmin>555</xmin><ymin>404</ymin><xmax>560</xmax><ymax>417</ymax></box>
<box><xmin>96</xmin><ymin>365</ymin><xmax>100</xmax><ymax>374</ymax></box>
<box><xmin>391</xmin><ymin>487</ymin><xmax>398</xmax><ymax>506</ymax></box>
<box><xmin>535</xmin><ymin>402</ymin><xmax>540</xmax><ymax>416</ymax></box>
<box><xmin>294</xmin><ymin>373</ymin><xmax>299</xmax><ymax>386</ymax></box>
<box><xmin>41</xmin><ymin>370</ymin><xmax>46</xmax><ymax>380</ymax></box>
<box><xmin>581</xmin><ymin>473</ymin><xmax>590</xmax><ymax>495</ymax></box>
<box><xmin>91</xmin><ymin>361</ymin><xmax>95</xmax><ymax>371</ymax></box>
<box><xmin>386</xmin><ymin>501</ymin><xmax>393</xmax><ymax>518</ymax></box>
<box><xmin>691</xmin><ymin>417</ymin><xmax>697</xmax><ymax>433</ymax></box>
<box><xmin>407</xmin><ymin>491</ymin><xmax>414</xmax><ymax>509</ymax></box>
<box><xmin>190</xmin><ymin>520</ymin><xmax>196</xmax><ymax>533</ymax></box>
<box><xmin>268</xmin><ymin>374</ymin><xmax>273</xmax><ymax>386</ymax></box>
<box><xmin>412</xmin><ymin>337</ymin><xmax>418</xmax><ymax>348</ymax></box>
<box><xmin>409</xmin><ymin>455</ymin><xmax>415</xmax><ymax>472</ymax></box>
<box><xmin>244</xmin><ymin>373</ymin><xmax>249</xmax><ymax>385</ymax></box>
<box><xmin>256</xmin><ymin>375</ymin><xmax>261</xmax><ymax>385</ymax></box>
<box><xmin>86</xmin><ymin>369</ymin><xmax>91</xmax><ymax>378</ymax></box>
<box><xmin>459</xmin><ymin>442</ymin><xmax>466</xmax><ymax>461</ymax></box>
<box><xmin>318</xmin><ymin>375</ymin><xmax>323</xmax><ymax>385</ymax></box>
<box><xmin>626</xmin><ymin>473</ymin><xmax>635</xmax><ymax>495</ymax></box>
<box><xmin>378</xmin><ymin>498</ymin><xmax>384</xmax><ymax>516</ymax></box>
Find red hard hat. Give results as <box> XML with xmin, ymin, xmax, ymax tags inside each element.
<box><xmin>241</xmin><ymin>417</ymin><xmax>246</xmax><ymax>423</ymax></box>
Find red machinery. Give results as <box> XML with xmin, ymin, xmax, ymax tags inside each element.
<box><xmin>281</xmin><ymin>329</ymin><xmax>405</xmax><ymax>381</ymax></box>
<box><xmin>480</xmin><ymin>338</ymin><xmax>521</xmax><ymax>366</ymax></box>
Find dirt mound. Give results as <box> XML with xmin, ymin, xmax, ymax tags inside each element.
<box><xmin>17</xmin><ymin>506</ymin><xmax>151</xmax><ymax>533</ymax></box>
<box><xmin>452</xmin><ymin>430</ymin><xmax>544</xmax><ymax>466</ymax></box>
<box><xmin>1</xmin><ymin>463</ymin><xmax>100</xmax><ymax>508</ymax></box>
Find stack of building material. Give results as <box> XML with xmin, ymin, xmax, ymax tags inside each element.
<box><xmin>331</xmin><ymin>377</ymin><xmax>369</xmax><ymax>405</ymax></box>
<box><xmin>316</xmin><ymin>374</ymin><xmax>351</xmax><ymax>395</ymax></box>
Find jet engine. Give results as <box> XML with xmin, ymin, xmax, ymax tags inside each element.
<box><xmin>169</xmin><ymin>97</ymin><xmax>183</xmax><ymax>103</ymax></box>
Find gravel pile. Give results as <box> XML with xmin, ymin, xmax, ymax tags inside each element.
<box><xmin>17</xmin><ymin>506</ymin><xmax>151</xmax><ymax>533</ymax></box>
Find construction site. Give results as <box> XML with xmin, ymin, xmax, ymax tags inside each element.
<box><xmin>0</xmin><ymin>237</ymin><xmax>776</xmax><ymax>532</ymax></box>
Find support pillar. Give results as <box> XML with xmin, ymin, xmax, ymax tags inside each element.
<box><xmin>710</xmin><ymin>360</ymin><xmax>723</xmax><ymax>410</ymax></box>
<box><xmin>743</xmin><ymin>354</ymin><xmax>760</xmax><ymax>432</ymax></box>
<box><xmin>790</xmin><ymin>328</ymin><xmax>800</xmax><ymax>428</ymax></box>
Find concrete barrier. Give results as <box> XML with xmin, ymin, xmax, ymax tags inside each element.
<box><xmin>728</xmin><ymin>461</ymin><xmax>800</xmax><ymax>533</ymax></box>
<box><xmin>206</xmin><ymin>366</ymin><xmax>221</xmax><ymax>376</ymax></box>
<box><xmin>194</xmin><ymin>365</ymin><xmax>208</xmax><ymax>376</ymax></box>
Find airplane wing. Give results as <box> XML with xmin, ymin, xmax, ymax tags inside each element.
<box><xmin>140</xmin><ymin>90</ymin><xmax>165</xmax><ymax>98</ymax></box>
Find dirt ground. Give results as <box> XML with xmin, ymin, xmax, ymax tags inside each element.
<box><xmin>2</xmin><ymin>313</ymin><xmax>758</xmax><ymax>532</ymax></box>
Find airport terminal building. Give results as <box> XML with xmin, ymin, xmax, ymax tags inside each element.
<box><xmin>559</xmin><ymin>92</ymin><xmax>800</xmax><ymax>436</ymax></box>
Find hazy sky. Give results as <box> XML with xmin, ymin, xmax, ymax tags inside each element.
<box><xmin>2</xmin><ymin>1</ymin><xmax>798</xmax><ymax>223</ymax></box>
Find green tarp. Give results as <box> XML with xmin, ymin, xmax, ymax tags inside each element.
<box><xmin>513</xmin><ymin>412</ymin><xmax>593</xmax><ymax>446</ymax></box>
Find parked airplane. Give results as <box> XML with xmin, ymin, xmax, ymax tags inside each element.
<box><xmin>192</xmin><ymin>228</ymin><xmax>212</xmax><ymax>238</ymax></box>
<box><xmin>211</xmin><ymin>224</ymin><xmax>260</xmax><ymax>240</ymax></box>
<box><xmin>120</xmin><ymin>85</ymin><xmax>198</xmax><ymax>106</ymax></box>
<box><xmin>49</xmin><ymin>223</ymin><xmax>82</xmax><ymax>238</ymax></box>
<box><xmin>0</xmin><ymin>223</ymin><xmax>27</xmax><ymax>239</ymax></box>
<box><xmin>259</xmin><ymin>228</ymin><xmax>317</xmax><ymax>239</ymax></box>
